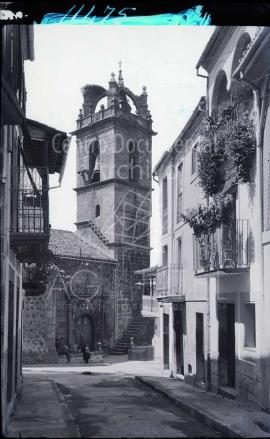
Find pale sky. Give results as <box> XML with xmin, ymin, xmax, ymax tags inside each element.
<box><xmin>25</xmin><ymin>25</ymin><xmax>214</xmax><ymax>265</ymax></box>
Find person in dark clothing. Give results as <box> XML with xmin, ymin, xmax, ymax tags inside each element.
<box><xmin>55</xmin><ymin>337</ymin><xmax>60</xmax><ymax>354</ymax></box>
<box><xmin>83</xmin><ymin>346</ymin><xmax>90</xmax><ymax>364</ymax></box>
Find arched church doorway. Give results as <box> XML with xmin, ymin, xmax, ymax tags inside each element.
<box><xmin>76</xmin><ymin>315</ymin><xmax>94</xmax><ymax>351</ymax></box>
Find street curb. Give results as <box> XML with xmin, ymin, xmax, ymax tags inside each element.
<box><xmin>52</xmin><ymin>382</ymin><xmax>81</xmax><ymax>438</ymax></box>
<box><xmin>135</xmin><ymin>376</ymin><xmax>244</xmax><ymax>438</ymax></box>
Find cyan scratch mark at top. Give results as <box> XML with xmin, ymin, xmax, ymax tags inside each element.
<box><xmin>40</xmin><ymin>5</ymin><xmax>211</xmax><ymax>25</ymax></box>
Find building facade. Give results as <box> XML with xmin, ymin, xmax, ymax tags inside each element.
<box><xmin>1</xmin><ymin>25</ymin><xmax>69</xmax><ymax>433</ymax></box>
<box><xmin>153</xmin><ymin>26</ymin><xmax>270</xmax><ymax>411</ymax></box>
<box><xmin>71</xmin><ymin>69</ymin><xmax>155</xmax><ymax>348</ymax></box>
<box><xmin>153</xmin><ymin>98</ymin><xmax>207</xmax><ymax>380</ymax></box>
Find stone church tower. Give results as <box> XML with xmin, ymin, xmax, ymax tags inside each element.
<box><xmin>72</xmin><ymin>67</ymin><xmax>156</xmax><ymax>344</ymax></box>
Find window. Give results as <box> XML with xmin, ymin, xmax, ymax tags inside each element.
<box><xmin>128</xmin><ymin>140</ymin><xmax>134</xmax><ymax>180</ymax></box>
<box><xmin>177</xmin><ymin>164</ymin><xmax>183</xmax><ymax>223</ymax></box>
<box><xmin>162</xmin><ymin>177</ymin><xmax>168</xmax><ymax>210</ymax></box>
<box><xmin>128</xmin><ymin>140</ymin><xmax>140</xmax><ymax>181</ymax></box>
<box><xmin>95</xmin><ymin>204</ymin><xmax>100</xmax><ymax>217</ymax></box>
<box><xmin>177</xmin><ymin>238</ymin><xmax>183</xmax><ymax>289</ymax></box>
<box><xmin>191</xmin><ymin>145</ymin><xmax>197</xmax><ymax>175</ymax></box>
<box><xmin>162</xmin><ymin>245</ymin><xmax>168</xmax><ymax>266</ymax></box>
<box><xmin>243</xmin><ymin>303</ymin><xmax>256</xmax><ymax>348</ymax></box>
<box><xmin>162</xmin><ymin>177</ymin><xmax>168</xmax><ymax>234</ymax></box>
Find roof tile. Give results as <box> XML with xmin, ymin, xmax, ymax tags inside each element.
<box><xmin>49</xmin><ymin>229</ymin><xmax>116</xmax><ymax>263</ymax></box>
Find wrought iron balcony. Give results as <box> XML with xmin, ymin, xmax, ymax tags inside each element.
<box><xmin>194</xmin><ymin>219</ymin><xmax>250</xmax><ymax>276</ymax></box>
<box><xmin>156</xmin><ymin>265</ymin><xmax>184</xmax><ymax>300</ymax></box>
<box><xmin>156</xmin><ymin>266</ymin><xmax>168</xmax><ymax>297</ymax></box>
<box><xmin>10</xmin><ymin>166</ymin><xmax>50</xmax><ymax>259</ymax></box>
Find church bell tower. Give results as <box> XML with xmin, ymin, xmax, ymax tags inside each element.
<box><xmin>72</xmin><ymin>66</ymin><xmax>156</xmax><ymax>339</ymax></box>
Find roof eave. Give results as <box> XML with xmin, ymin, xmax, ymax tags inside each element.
<box><xmin>196</xmin><ymin>27</ymin><xmax>234</xmax><ymax>71</ymax></box>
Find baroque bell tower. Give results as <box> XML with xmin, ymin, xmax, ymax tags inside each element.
<box><xmin>72</xmin><ymin>66</ymin><xmax>156</xmax><ymax>341</ymax></box>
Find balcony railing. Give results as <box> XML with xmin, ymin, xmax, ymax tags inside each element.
<box><xmin>10</xmin><ymin>166</ymin><xmax>49</xmax><ymax>234</ymax></box>
<box><xmin>142</xmin><ymin>295</ymin><xmax>159</xmax><ymax>314</ymax></box>
<box><xmin>156</xmin><ymin>265</ymin><xmax>184</xmax><ymax>299</ymax></box>
<box><xmin>10</xmin><ymin>166</ymin><xmax>50</xmax><ymax>259</ymax></box>
<box><xmin>156</xmin><ymin>266</ymin><xmax>168</xmax><ymax>296</ymax></box>
<box><xmin>77</xmin><ymin>105</ymin><xmax>151</xmax><ymax>131</ymax></box>
<box><xmin>194</xmin><ymin>219</ymin><xmax>250</xmax><ymax>275</ymax></box>
<box><xmin>162</xmin><ymin>207</ymin><xmax>168</xmax><ymax>234</ymax></box>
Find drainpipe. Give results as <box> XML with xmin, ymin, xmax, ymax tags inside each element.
<box><xmin>170</xmin><ymin>155</ymin><xmax>176</xmax><ymax>375</ymax></box>
<box><xmin>197</xmin><ymin>67</ymin><xmax>212</xmax><ymax>390</ymax></box>
<box><xmin>152</xmin><ymin>171</ymin><xmax>159</xmax><ymax>183</ymax></box>
<box><xmin>170</xmin><ymin>157</ymin><xmax>175</xmax><ymax>296</ymax></box>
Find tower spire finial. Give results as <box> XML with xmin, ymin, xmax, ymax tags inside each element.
<box><xmin>118</xmin><ymin>60</ymin><xmax>124</xmax><ymax>87</ymax></box>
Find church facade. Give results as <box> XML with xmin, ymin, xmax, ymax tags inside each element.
<box><xmin>23</xmin><ymin>229</ymin><xmax>117</xmax><ymax>363</ymax></box>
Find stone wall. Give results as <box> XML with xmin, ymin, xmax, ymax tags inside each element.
<box><xmin>134</xmin><ymin>318</ymin><xmax>155</xmax><ymax>346</ymax></box>
<box><xmin>23</xmin><ymin>291</ymin><xmax>57</xmax><ymax>364</ymax></box>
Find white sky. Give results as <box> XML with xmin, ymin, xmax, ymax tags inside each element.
<box><xmin>25</xmin><ymin>25</ymin><xmax>214</xmax><ymax>265</ymax></box>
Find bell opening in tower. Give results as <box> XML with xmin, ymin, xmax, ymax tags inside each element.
<box><xmin>89</xmin><ymin>140</ymin><xmax>100</xmax><ymax>183</ymax></box>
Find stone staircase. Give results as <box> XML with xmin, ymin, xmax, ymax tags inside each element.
<box><xmin>111</xmin><ymin>316</ymin><xmax>145</xmax><ymax>355</ymax></box>
<box><xmin>88</xmin><ymin>219</ymin><xmax>110</xmax><ymax>245</ymax></box>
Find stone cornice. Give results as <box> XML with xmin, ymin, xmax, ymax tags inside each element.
<box><xmin>73</xmin><ymin>178</ymin><xmax>151</xmax><ymax>193</ymax></box>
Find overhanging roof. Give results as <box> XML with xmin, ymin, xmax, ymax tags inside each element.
<box><xmin>25</xmin><ymin>118</ymin><xmax>69</xmax><ymax>177</ymax></box>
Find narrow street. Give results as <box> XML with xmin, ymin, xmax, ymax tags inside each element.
<box><xmin>9</xmin><ymin>372</ymin><xmax>222</xmax><ymax>438</ymax></box>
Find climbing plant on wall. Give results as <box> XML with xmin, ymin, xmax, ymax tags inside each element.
<box><xmin>197</xmin><ymin>89</ymin><xmax>255</xmax><ymax>195</ymax></box>
<box><xmin>183</xmin><ymin>81</ymin><xmax>255</xmax><ymax>237</ymax></box>
<box><xmin>182</xmin><ymin>194</ymin><xmax>234</xmax><ymax>238</ymax></box>
<box><xmin>223</xmin><ymin>111</ymin><xmax>256</xmax><ymax>183</ymax></box>
<box><xmin>197</xmin><ymin>110</ymin><xmax>228</xmax><ymax>196</ymax></box>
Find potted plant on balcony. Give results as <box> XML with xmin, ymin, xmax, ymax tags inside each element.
<box><xmin>182</xmin><ymin>194</ymin><xmax>233</xmax><ymax>271</ymax></box>
<box><xmin>182</xmin><ymin>194</ymin><xmax>233</xmax><ymax>238</ymax></box>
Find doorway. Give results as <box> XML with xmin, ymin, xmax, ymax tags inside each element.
<box><xmin>76</xmin><ymin>315</ymin><xmax>94</xmax><ymax>351</ymax></box>
<box><xmin>163</xmin><ymin>314</ymin><xmax>169</xmax><ymax>369</ymax></box>
<box><xmin>218</xmin><ymin>303</ymin><xmax>235</xmax><ymax>388</ymax></box>
<box><xmin>196</xmin><ymin>313</ymin><xmax>205</xmax><ymax>383</ymax></box>
<box><xmin>7</xmin><ymin>280</ymin><xmax>15</xmax><ymax>403</ymax></box>
<box><xmin>174</xmin><ymin>307</ymin><xmax>184</xmax><ymax>375</ymax></box>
